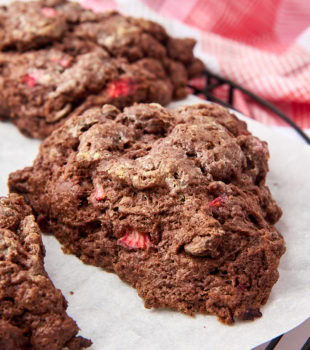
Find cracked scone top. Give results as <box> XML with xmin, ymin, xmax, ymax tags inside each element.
<box><xmin>9</xmin><ymin>103</ymin><xmax>286</xmax><ymax>324</ymax></box>
<box><xmin>0</xmin><ymin>194</ymin><xmax>91</xmax><ymax>350</ymax></box>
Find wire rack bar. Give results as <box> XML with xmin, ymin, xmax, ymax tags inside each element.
<box><xmin>189</xmin><ymin>69</ymin><xmax>310</xmax><ymax>145</ymax></box>
<box><xmin>264</xmin><ymin>335</ymin><xmax>283</xmax><ymax>350</ymax></box>
<box><xmin>301</xmin><ymin>337</ymin><xmax>310</xmax><ymax>350</ymax></box>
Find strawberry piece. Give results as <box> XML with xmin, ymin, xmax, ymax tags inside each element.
<box><xmin>22</xmin><ymin>74</ymin><xmax>37</xmax><ymax>87</ymax></box>
<box><xmin>51</xmin><ymin>56</ymin><xmax>73</xmax><ymax>68</ymax></box>
<box><xmin>209</xmin><ymin>194</ymin><xmax>227</xmax><ymax>208</ymax></box>
<box><xmin>22</xmin><ymin>69</ymin><xmax>44</xmax><ymax>88</ymax></box>
<box><xmin>106</xmin><ymin>78</ymin><xmax>136</xmax><ymax>98</ymax></box>
<box><xmin>117</xmin><ymin>230</ymin><xmax>151</xmax><ymax>250</ymax></box>
<box><xmin>59</xmin><ymin>57</ymin><xmax>73</xmax><ymax>68</ymax></box>
<box><xmin>94</xmin><ymin>184</ymin><xmax>105</xmax><ymax>201</ymax></box>
<box><xmin>41</xmin><ymin>7</ymin><xmax>58</xmax><ymax>18</ymax></box>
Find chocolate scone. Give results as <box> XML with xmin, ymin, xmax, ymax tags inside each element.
<box><xmin>0</xmin><ymin>41</ymin><xmax>173</xmax><ymax>138</ymax></box>
<box><xmin>9</xmin><ymin>103</ymin><xmax>285</xmax><ymax>324</ymax></box>
<box><xmin>0</xmin><ymin>194</ymin><xmax>91</xmax><ymax>349</ymax></box>
<box><xmin>0</xmin><ymin>0</ymin><xmax>204</xmax><ymax>138</ymax></box>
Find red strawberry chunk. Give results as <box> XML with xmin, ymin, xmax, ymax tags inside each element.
<box><xmin>22</xmin><ymin>69</ymin><xmax>44</xmax><ymax>88</ymax></box>
<box><xmin>59</xmin><ymin>57</ymin><xmax>73</xmax><ymax>68</ymax></box>
<box><xmin>23</xmin><ymin>74</ymin><xmax>37</xmax><ymax>87</ymax></box>
<box><xmin>41</xmin><ymin>7</ymin><xmax>58</xmax><ymax>18</ymax></box>
<box><xmin>107</xmin><ymin>78</ymin><xmax>136</xmax><ymax>98</ymax></box>
<box><xmin>94</xmin><ymin>184</ymin><xmax>105</xmax><ymax>201</ymax></box>
<box><xmin>209</xmin><ymin>194</ymin><xmax>227</xmax><ymax>208</ymax></box>
<box><xmin>117</xmin><ymin>230</ymin><xmax>151</xmax><ymax>250</ymax></box>
<box><xmin>51</xmin><ymin>56</ymin><xmax>73</xmax><ymax>68</ymax></box>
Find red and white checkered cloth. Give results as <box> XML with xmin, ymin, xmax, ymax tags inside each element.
<box><xmin>82</xmin><ymin>0</ymin><xmax>310</xmax><ymax>129</ymax></box>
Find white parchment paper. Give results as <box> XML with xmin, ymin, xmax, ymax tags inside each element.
<box><xmin>0</xmin><ymin>96</ymin><xmax>309</xmax><ymax>350</ymax></box>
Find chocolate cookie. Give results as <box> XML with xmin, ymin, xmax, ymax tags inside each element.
<box><xmin>9</xmin><ymin>103</ymin><xmax>285</xmax><ymax>323</ymax></box>
<box><xmin>0</xmin><ymin>0</ymin><xmax>204</xmax><ymax>138</ymax></box>
<box><xmin>0</xmin><ymin>194</ymin><xmax>91</xmax><ymax>349</ymax></box>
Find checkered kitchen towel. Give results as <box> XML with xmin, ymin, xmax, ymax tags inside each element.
<box><xmin>82</xmin><ymin>0</ymin><xmax>310</xmax><ymax>129</ymax></box>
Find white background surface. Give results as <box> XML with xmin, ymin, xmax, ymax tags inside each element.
<box><xmin>0</xmin><ymin>96</ymin><xmax>310</xmax><ymax>349</ymax></box>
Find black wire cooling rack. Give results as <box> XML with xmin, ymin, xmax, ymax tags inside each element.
<box><xmin>188</xmin><ymin>69</ymin><xmax>310</xmax><ymax>145</ymax></box>
<box><xmin>189</xmin><ymin>69</ymin><xmax>310</xmax><ymax>350</ymax></box>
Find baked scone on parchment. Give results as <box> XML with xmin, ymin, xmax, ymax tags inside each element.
<box><xmin>0</xmin><ymin>194</ymin><xmax>91</xmax><ymax>349</ymax></box>
<box><xmin>9</xmin><ymin>103</ymin><xmax>286</xmax><ymax>324</ymax></box>
<box><xmin>0</xmin><ymin>0</ymin><xmax>203</xmax><ymax>138</ymax></box>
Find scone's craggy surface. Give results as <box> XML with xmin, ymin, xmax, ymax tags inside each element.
<box><xmin>0</xmin><ymin>194</ymin><xmax>91</xmax><ymax>350</ymax></box>
<box><xmin>9</xmin><ymin>103</ymin><xmax>285</xmax><ymax>324</ymax></box>
<box><xmin>0</xmin><ymin>43</ymin><xmax>174</xmax><ymax>138</ymax></box>
<box><xmin>0</xmin><ymin>0</ymin><xmax>203</xmax><ymax>139</ymax></box>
